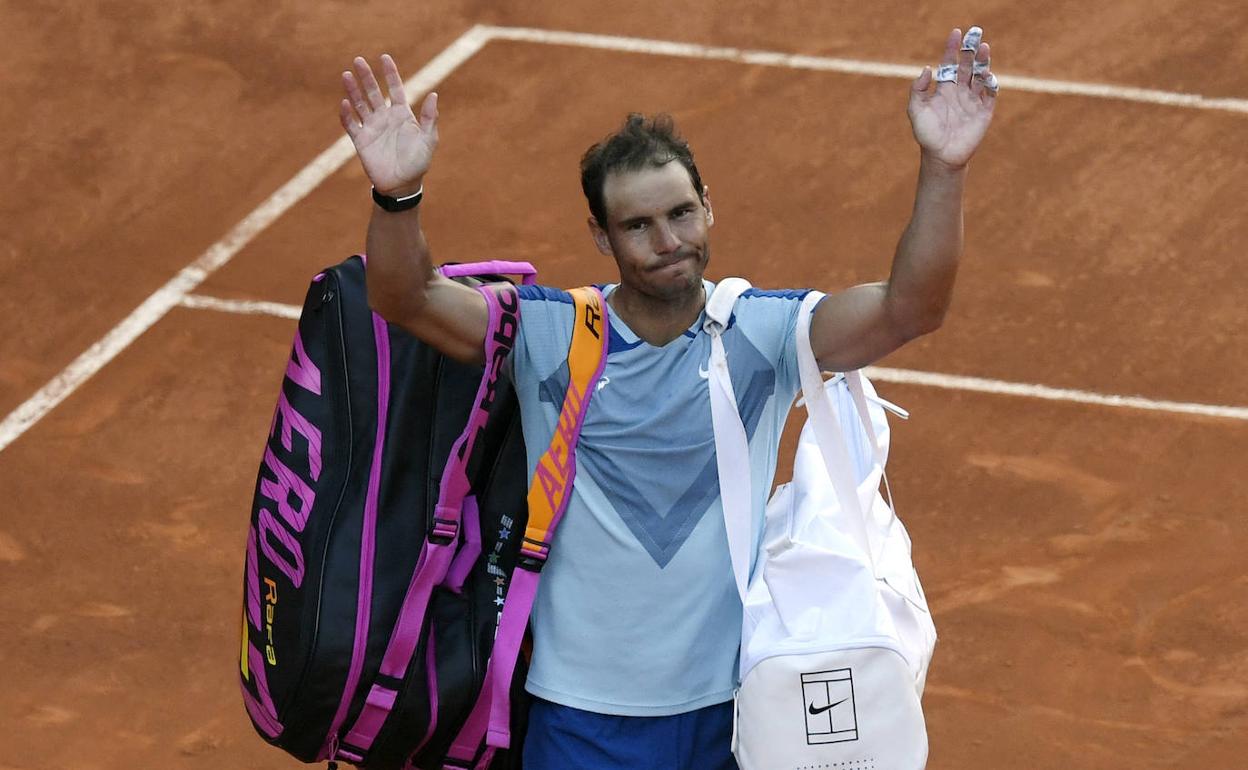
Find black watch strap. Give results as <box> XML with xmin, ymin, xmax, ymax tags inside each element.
<box><xmin>371</xmin><ymin>186</ymin><xmax>424</xmax><ymax>212</ymax></box>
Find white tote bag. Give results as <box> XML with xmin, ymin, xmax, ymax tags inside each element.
<box><xmin>705</xmin><ymin>285</ymin><xmax>937</xmax><ymax>770</ymax></box>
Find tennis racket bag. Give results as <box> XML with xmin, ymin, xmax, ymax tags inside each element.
<box><xmin>240</xmin><ymin>255</ymin><xmax>544</xmax><ymax>769</ymax></box>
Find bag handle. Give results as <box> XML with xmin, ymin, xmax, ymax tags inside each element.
<box><xmin>843</xmin><ymin>369</ymin><xmax>900</xmax><ymax>516</ymax></box>
<box><xmin>437</xmin><ymin>260</ymin><xmax>538</xmax><ymax>284</ymax></box>
<box><xmin>704</xmin><ymin>276</ymin><xmax>752</xmax><ymax>328</ymax></box>
<box><xmin>793</xmin><ymin>292</ymin><xmax>879</xmax><ymax>570</ymax></box>
<box><xmin>430</xmin><ymin>282</ymin><xmax>521</xmax><ymax>535</ymax></box>
<box><xmin>703</xmin><ymin>278</ymin><xmax>754</xmax><ymax>604</ymax></box>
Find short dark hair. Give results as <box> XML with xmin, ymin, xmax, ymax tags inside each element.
<box><xmin>579</xmin><ymin>113</ymin><xmax>704</xmax><ymax>228</ymax></box>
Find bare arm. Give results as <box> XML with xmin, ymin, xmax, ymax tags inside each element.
<box><xmin>810</xmin><ymin>27</ymin><xmax>997</xmax><ymax>371</ymax></box>
<box><xmin>340</xmin><ymin>54</ymin><xmax>487</xmax><ymax>365</ymax></box>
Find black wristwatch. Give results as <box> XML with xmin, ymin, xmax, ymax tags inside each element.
<box><xmin>371</xmin><ymin>186</ymin><xmax>424</xmax><ymax>212</ymax></box>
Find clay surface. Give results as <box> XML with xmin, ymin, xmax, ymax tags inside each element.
<box><xmin>2</xmin><ymin>2</ymin><xmax>1246</xmax><ymax>767</ymax></box>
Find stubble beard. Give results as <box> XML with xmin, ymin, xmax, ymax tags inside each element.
<box><xmin>647</xmin><ymin>241</ymin><xmax>710</xmax><ymax>303</ymax></box>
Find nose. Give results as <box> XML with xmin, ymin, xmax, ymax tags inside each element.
<box><xmin>652</xmin><ymin>221</ymin><xmax>680</xmax><ymax>255</ymax></box>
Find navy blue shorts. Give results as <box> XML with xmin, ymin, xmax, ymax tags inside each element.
<box><xmin>522</xmin><ymin>698</ymin><xmax>738</xmax><ymax>770</ymax></box>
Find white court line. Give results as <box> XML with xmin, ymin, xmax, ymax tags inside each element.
<box><xmin>179</xmin><ymin>294</ymin><xmax>303</xmax><ymax>320</ymax></box>
<box><xmin>178</xmin><ymin>294</ymin><xmax>1248</xmax><ymax>421</ymax></box>
<box><xmin>0</xmin><ymin>25</ymin><xmax>493</xmax><ymax>454</ymax></box>
<box><xmin>864</xmin><ymin>367</ymin><xmax>1248</xmax><ymax>421</ymax></box>
<box><xmin>5</xmin><ymin>24</ymin><xmax>1248</xmax><ymax>455</ymax></box>
<box><xmin>482</xmin><ymin>25</ymin><xmax>1248</xmax><ymax>114</ymax></box>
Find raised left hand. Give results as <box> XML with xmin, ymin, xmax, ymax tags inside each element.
<box><xmin>908</xmin><ymin>27</ymin><xmax>998</xmax><ymax>170</ymax></box>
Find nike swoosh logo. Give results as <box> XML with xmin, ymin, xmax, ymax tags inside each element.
<box><xmin>698</xmin><ymin>364</ymin><xmax>710</xmax><ymax>380</ymax></box>
<box><xmin>808</xmin><ymin>697</ymin><xmax>849</xmax><ymax>716</ymax></box>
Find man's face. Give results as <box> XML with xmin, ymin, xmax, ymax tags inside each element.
<box><xmin>590</xmin><ymin>161</ymin><xmax>713</xmax><ymax>301</ymax></box>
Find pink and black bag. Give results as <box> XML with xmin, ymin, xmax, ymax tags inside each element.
<box><xmin>239</xmin><ymin>255</ymin><xmax>604</xmax><ymax>769</ymax></box>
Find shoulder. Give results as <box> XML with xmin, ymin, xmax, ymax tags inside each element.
<box><xmin>517</xmin><ymin>284</ymin><xmax>574</xmax><ymax>304</ymax></box>
<box><xmin>516</xmin><ymin>285</ymin><xmax>575</xmax><ymax>333</ymax></box>
<box><xmin>738</xmin><ymin>287</ymin><xmax>813</xmax><ymax>304</ymax></box>
<box><xmin>732</xmin><ymin>287</ymin><xmax>814</xmax><ymax>325</ymax></box>
<box><xmin>718</xmin><ymin>286</ymin><xmax>813</xmax><ymax>363</ymax></box>
<box><xmin>513</xmin><ymin>284</ymin><xmax>583</xmax><ymax>358</ymax></box>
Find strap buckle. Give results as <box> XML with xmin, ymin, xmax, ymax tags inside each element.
<box><xmin>429</xmin><ymin>507</ymin><xmax>460</xmax><ymax>544</ymax></box>
<box><xmin>518</xmin><ymin>536</ymin><xmax>550</xmax><ymax>571</ymax></box>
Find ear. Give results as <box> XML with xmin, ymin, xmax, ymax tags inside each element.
<box><xmin>702</xmin><ymin>186</ymin><xmax>714</xmax><ymax>227</ymax></box>
<box><xmin>588</xmin><ymin>216</ymin><xmax>613</xmax><ymax>257</ymax></box>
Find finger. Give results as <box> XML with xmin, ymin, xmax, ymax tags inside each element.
<box><xmin>352</xmin><ymin>56</ymin><xmax>387</xmax><ymax>110</ymax></box>
<box><xmin>912</xmin><ymin>65</ymin><xmax>933</xmax><ymax>95</ymax></box>
<box><xmin>933</xmin><ymin>28</ymin><xmax>960</xmax><ymax>87</ymax></box>
<box><xmin>339</xmin><ymin>98</ymin><xmax>362</xmax><ymax>136</ymax></box>
<box><xmin>979</xmin><ymin>72</ymin><xmax>1000</xmax><ymax>100</ymax></box>
<box><xmin>418</xmin><ymin>91</ymin><xmax>439</xmax><ymax>131</ymax></box>
<box><xmin>380</xmin><ymin>54</ymin><xmax>408</xmax><ymax>107</ymax></box>
<box><xmin>343</xmin><ymin>70</ymin><xmax>371</xmax><ymax>119</ymax></box>
<box><xmin>934</xmin><ymin>62</ymin><xmax>958</xmax><ymax>86</ymax></box>
<box><xmin>957</xmin><ymin>26</ymin><xmax>982</xmax><ymax>86</ymax></box>
<box><xmin>970</xmin><ymin>42</ymin><xmax>992</xmax><ymax>96</ymax></box>
<box><xmin>961</xmin><ymin>26</ymin><xmax>984</xmax><ymax>55</ymax></box>
<box><xmin>940</xmin><ymin>28</ymin><xmax>960</xmax><ymax>67</ymax></box>
<box><xmin>972</xmin><ymin>72</ymin><xmax>1000</xmax><ymax>101</ymax></box>
<box><xmin>973</xmin><ymin>41</ymin><xmax>991</xmax><ymax>74</ymax></box>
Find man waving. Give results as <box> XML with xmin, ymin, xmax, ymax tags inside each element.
<box><xmin>339</xmin><ymin>26</ymin><xmax>996</xmax><ymax>770</ymax></box>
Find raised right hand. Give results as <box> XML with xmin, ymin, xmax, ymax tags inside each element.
<box><xmin>339</xmin><ymin>54</ymin><xmax>437</xmax><ymax>197</ymax></box>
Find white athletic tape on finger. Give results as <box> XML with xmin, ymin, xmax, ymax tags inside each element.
<box><xmin>973</xmin><ymin>59</ymin><xmax>991</xmax><ymax>75</ymax></box>
<box><xmin>980</xmin><ymin>72</ymin><xmax>999</xmax><ymax>93</ymax></box>
<box><xmin>935</xmin><ymin>64</ymin><xmax>958</xmax><ymax>83</ymax></box>
<box><xmin>961</xmin><ymin>26</ymin><xmax>983</xmax><ymax>52</ymax></box>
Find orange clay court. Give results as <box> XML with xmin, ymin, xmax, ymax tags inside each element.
<box><xmin>2</xmin><ymin>2</ymin><xmax>1246</xmax><ymax>768</ymax></box>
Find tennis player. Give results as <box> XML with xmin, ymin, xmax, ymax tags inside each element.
<box><xmin>339</xmin><ymin>26</ymin><xmax>996</xmax><ymax>769</ymax></box>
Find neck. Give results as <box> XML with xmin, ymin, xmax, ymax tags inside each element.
<box><xmin>608</xmin><ymin>281</ymin><xmax>705</xmax><ymax>347</ymax></box>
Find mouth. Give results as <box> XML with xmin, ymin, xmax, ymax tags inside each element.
<box><xmin>652</xmin><ymin>250</ymin><xmax>698</xmax><ymax>270</ymax></box>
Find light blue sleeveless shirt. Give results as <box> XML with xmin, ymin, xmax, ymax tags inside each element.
<box><xmin>510</xmin><ymin>280</ymin><xmax>809</xmax><ymax>716</ymax></box>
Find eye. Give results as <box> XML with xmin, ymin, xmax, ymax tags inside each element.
<box><xmin>672</xmin><ymin>207</ymin><xmax>694</xmax><ymax>219</ymax></box>
<box><xmin>627</xmin><ymin>221</ymin><xmax>648</xmax><ymax>232</ymax></box>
